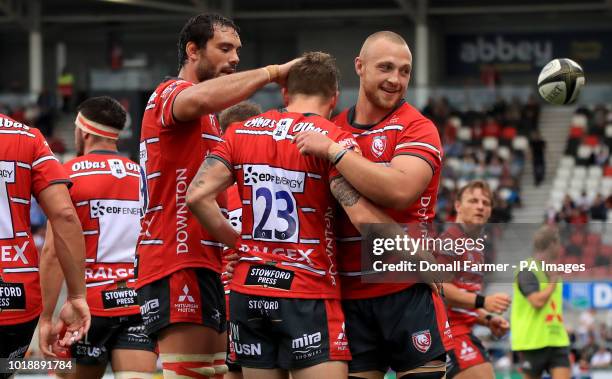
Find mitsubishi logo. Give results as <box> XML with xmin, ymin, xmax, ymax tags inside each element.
<box><xmin>178</xmin><ymin>285</ymin><xmax>195</xmax><ymax>303</ymax></box>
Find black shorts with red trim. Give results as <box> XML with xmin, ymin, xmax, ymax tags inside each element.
<box><xmin>342</xmin><ymin>284</ymin><xmax>449</xmax><ymax>373</ymax></box>
<box><xmin>0</xmin><ymin>317</ymin><xmax>38</xmax><ymax>379</ymax></box>
<box><xmin>446</xmin><ymin>333</ymin><xmax>490</xmax><ymax>378</ymax></box>
<box><xmin>137</xmin><ymin>268</ymin><xmax>226</xmax><ymax>336</ymax></box>
<box><xmin>517</xmin><ymin>346</ymin><xmax>570</xmax><ymax>377</ymax></box>
<box><xmin>228</xmin><ymin>291</ymin><xmax>351</xmax><ymax>370</ymax></box>
<box><xmin>72</xmin><ymin>314</ymin><xmax>157</xmax><ymax>366</ymax></box>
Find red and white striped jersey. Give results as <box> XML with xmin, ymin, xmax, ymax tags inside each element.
<box><xmin>0</xmin><ymin>115</ymin><xmax>70</xmax><ymax>325</ymax></box>
<box><xmin>137</xmin><ymin>78</ymin><xmax>226</xmax><ymax>288</ymax></box>
<box><xmin>212</xmin><ymin>109</ymin><xmax>359</xmax><ymax>300</ymax></box>
<box><xmin>333</xmin><ymin>101</ymin><xmax>443</xmax><ymax>299</ymax></box>
<box><xmin>222</xmin><ymin>183</ymin><xmax>242</xmax><ymax>320</ymax></box>
<box><xmin>64</xmin><ymin>151</ymin><xmax>141</xmax><ymax>317</ymax></box>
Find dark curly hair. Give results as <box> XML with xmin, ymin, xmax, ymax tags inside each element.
<box><xmin>177</xmin><ymin>13</ymin><xmax>239</xmax><ymax>71</ymax></box>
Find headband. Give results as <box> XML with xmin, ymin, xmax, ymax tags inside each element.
<box><xmin>75</xmin><ymin>112</ymin><xmax>121</xmax><ymax>140</ymax></box>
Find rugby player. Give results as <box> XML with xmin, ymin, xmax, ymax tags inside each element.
<box><xmin>219</xmin><ymin>101</ymin><xmax>262</xmax><ymax>379</ymax></box>
<box><xmin>293</xmin><ymin>31</ymin><xmax>451</xmax><ymax>379</ymax></box>
<box><xmin>137</xmin><ymin>13</ymin><xmax>298</xmax><ymax>378</ymax></box>
<box><xmin>186</xmin><ymin>52</ymin><xmax>404</xmax><ymax>379</ymax></box>
<box><xmin>0</xmin><ymin>113</ymin><xmax>89</xmax><ymax>377</ymax></box>
<box><xmin>39</xmin><ymin>97</ymin><xmax>157</xmax><ymax>379</ymax></box>
<box><xmin>439</xmin><ymin>181</ymin><xmax>510</xmax><ymax>379</ymax></box>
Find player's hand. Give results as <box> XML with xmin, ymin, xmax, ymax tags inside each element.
<box><xmin>55</xmin><ymin>296</ymin><xmax>91</xmax><ymax>347</ymax></box>
<box><xmin>484</xmin><ymin>292</ymin><xmax>511</xmax><ymax>313</ymax></box>
<box><xmin>38</xmin><ymin>316</ymin><xmax>58</xmax><ymax>358</ymax></box>
<box><xmin>276</xmin><ymin>58</ymin><xmax>302</xmax><ymax>87</ymax></box>
<box><xmin>293</xmin><ymin>131</ymin><xmax>334</xmax><ymax>159</ymax></box>
<box><xmin>489</xmin><ymin>316</ymin><xmax>509</xmax><ymax>338</ymax></box>
<box><xmin>225</xmin><ymin>252</ymin><xmax>240</xmax><ymax>280</ymax></box>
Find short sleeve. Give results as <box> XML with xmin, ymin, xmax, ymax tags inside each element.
<box><xmin>31</xmin><ymin>130</ymin><xmax>71</xmax><ymax>198</ymax></box>
<box><xmin>394</xmin><ymin>118</ymin><xmax>443</xmax><ymax>174</ymax></box>
<box><xmin>517</xmin><ymin>271</ymin><xmax>540</xmax><ymax>297</ymax></box>
<box><xmin>159</xmin><ymin>80</ymin><xmax>193</xmax><ymax>128</ymax></box>
<box><xmin>209</xmin><ymin>128</ymin><xmax>234</xmax><ymax>172</ymax></box>
<box><xmin>328</xmin><ymin>129</ymin><xmax>360</xmax><ymax>180</ymax></box>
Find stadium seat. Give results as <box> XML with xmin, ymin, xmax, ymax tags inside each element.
<box><xmin>497</xmin><ymin>146</ymin><xmax>511</xmax><ymax>160</ymax></box>
<box><xmin>576</xmin><ymin>145</ymin><xmax>593</xmax><ymax>160</ymax></box>
<box><xmin>583</xmin><ymin>135</ymin><xmax>600</xmax><ymax>147</ymax></box>
<box><xmin>482</xmin><ymin>136</ymin><xmax>498</xmax><ymax>150</ymax></box>
<box><xmin>512</xmin><ymin>136</ymin><xmax>528</xmax><ymax>151</ymax></box>
<box><xmin>487</xmin><ymin>178</ymin><xmax>500</xmax><ymax>191</ymax></box>
<box><xmin>572</xmin><ymin>166</ymin><xmax>587</xmax><ymax>178</ymax></box>
<box><xmin>587</xmin><ymin>166</ymin><xmax>603</xmax><ymax>178</ymax></box>
<box><xmin>442</xmin><ymin>178</ymin><xmax>456</xmax><ymax>190</ymax></box>
<box><xmin>571</xmin><ymin>114</ymin><xmax>588</xmax><ymax>128</ymax></box>
<box><xmin>457</xmin><ymin>127</ymin><xmax>471</xmax><ymax>141</ymax></box>
<box><xmin>559</xmin><ymin>156</ymin><xmax>575</xmax><ymax>169</ymax></box>
<box><xmin>556</xmin><ymin>167</ymin><xmax>571</xmax><ymax>180</ymax></box>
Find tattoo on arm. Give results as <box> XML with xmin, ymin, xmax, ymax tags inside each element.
<box><xmin>192</xmin><ymin>157</ymin><xmax>220</xmax><ymax>188</ymax></box>
<box><xmin>330</xmin><ymin>177</ymin><xmax>361</xmax><ymax>206</ymax></box>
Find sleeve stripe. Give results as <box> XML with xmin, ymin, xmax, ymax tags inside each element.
<box><xmin>17</xmin><ymin>162</ymin><xmax>32</xmax><ymax>169</ymax></box>
<box><xmin>207</xmin><ymin>154</ymin><xmax>232</xmax><ymax>172</ymax></box>
<box><xmin>32</xmin><ymin>155</ymin><xmax>59</xmax><ymax>167</ymax></box>
<box><xmin>202</xmin><ymin>133</ymin><xmax>224</xmax><ymax>142</ymax></box>
<box><xmin>395</xmin><ymin>142</ymin><xmax>441</xmax><ymax>156</ymax></box>
<box><xmin>160</xmin><ymin>85</ymin><xmax>182</xmax><ymax>128</ymax></box>
<box><xmin>394</xmin><ymin>152</ymin><xmax>435</xmax><ymax>174</ymax></box>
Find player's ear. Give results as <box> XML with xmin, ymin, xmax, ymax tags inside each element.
<box><xmin>355</xmin><ymin>56</ymin><xmax>363</xmax><ymax>76</ymax></box>
<box><xmin>281</xmin><ymin>87</ymin><xmax>290</xmax><ymax>107</ymax></box>
<box><xmin>186</xmin><ymin>41</ymin><xmax>199</xmax><ymax>62</ymax></box>
<box><xmin>454</xmin><ymin>199</ymin><xmax>461</xmax><ymax>215</ymax></box>
<box><xmin>330</xmin><ymin>91</ymin><xmax>339</xmax><ymax>110</ymax></box>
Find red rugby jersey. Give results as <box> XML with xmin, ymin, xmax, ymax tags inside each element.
<box><xmin>137</xmin><ymin>78</ymin><xmax>226</xmax><ymax>288</ymax></box>
<box><xmin>0</xmin><ymin>115</ymin><xmax>70</xmax><ymax>325</ymax></box>
<box><xmin>211</xmin><ymin>109</ymin><xmax>359</xmax><ymax>299</ymax></box>
<box><xmin>438</xmin><ymin>225</ymin><xmax>485</xmax><ymax>337</ymax></box>
<box><xmin>222</xmin><ymin>183</ymin><xmax>242</xmax><ymax>320</ymax></box>
<box><xmin>333</xmin><ymin>100</ymin><xmax>443</xmax><ymax>299</ymax></box>
<box><xmin>64</xmin><ymin>151</ymin><xmax>141</xmax><ymax>317</ymax></box>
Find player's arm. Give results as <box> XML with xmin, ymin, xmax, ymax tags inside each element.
<box><xmin>476</xmin><ymin>308</ymin><xmax>509</xmax><ymax>337</ymax></box>
<box><xmin>443</xmin><ymin>283</ymin><xmax>511</xmax><ymax>313</ymax></box>
<box><xmin>37</xmin><ymin>184</ymin><xmax>86</xmax><ymax>302</ymax></box>
<box><xmin>187</xmin><ymin>157</ymin><xmax>237</xmax><ymax>248</ymax></box>
<box><xmin>38</xmin><ymin>222</ymin><xmax>67</xmax><ymax>357</ymax></box>
<box><xmin>518</xmin><ymin>271</ymin><xmax>556</xmax><ymax>309</ymax></box>
<box><xmin>295</xmin><ymin>131</ymin><xmax>431</xmax><ymax>209</ymax></box>
<box><xmin>37</xmin><ymin>184</ymin><xmax>90</xmax><ymax>354</ymax></box>
<box><xmin>173</xmin><ymin>59</ymin><xmax>298</xmax><ymax>122</ymax></box>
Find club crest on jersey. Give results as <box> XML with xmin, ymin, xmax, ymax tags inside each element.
<box><xmin>371</xmin><ymin>136</ymin><xmax>387</xmax><ymax>157</ymax></box>
<box><xmin>108</xmin><ymin>159</ymin><xmax>126</xmax><ymax>179</ymax></box>
<box><xmin>412</xmin><ymin>330</ymin><xmax>431</xmax><ymax>353</ymax></box>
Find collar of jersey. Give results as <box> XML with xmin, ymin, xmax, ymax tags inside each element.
<box><xmin>88</xmin><ymin>149</ymin><xmax>119</xmax><ymax>156</ymax></box>
<box><xmin>278</xmin><ymin>107</ymin><xmax>319</xmax><ymax>117</ymax></box>
<box><xmin>347</xmin><ymin>98</ymin><xmax>405</xmax><ymax>130</ymax></box>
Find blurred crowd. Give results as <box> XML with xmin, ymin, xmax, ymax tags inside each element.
<box><xmin>424</xmin><ymin>95</ymin><xmax>540</xmax><ymax>223</ymax></box>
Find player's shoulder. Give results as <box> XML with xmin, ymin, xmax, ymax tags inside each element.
<box><xmin>332</xmin><ymin>108</ymin><xmax>350</xmax><ymax>126</ymax></box>
<box><xmin>394</xmin><ymin>101</ymin><xmax>435</xmax><ymax>128</ymax></box>
<box><xmin>152</xmin><ymin>78</ymin><xmax>193</xmax><ymax>102</ymax></box>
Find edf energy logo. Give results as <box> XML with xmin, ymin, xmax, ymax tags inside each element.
<box><xmin>242</xmin><ymin>165</ymin><xmax>305</xmax><ymax>191</ymax></box>
<box><xmin>91</xmin><ymin>201</ymin><xmax>106</xmax><ymax>217</ymax></box>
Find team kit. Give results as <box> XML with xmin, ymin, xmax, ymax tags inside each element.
<box><xmin>0</xmin><ymin>13</ymin><xmax>517</xmax><ymax>379</ymax></box>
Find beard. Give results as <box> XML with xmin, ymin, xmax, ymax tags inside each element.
<box><xmin>364</xmin><ymin>83</ymin><xmax>402</xmax><ymax>111</ymax></box>
<box><xmin>195</xmin><ymin>60</ymin><xmax>218</xmax><ymax>82</ymax></box>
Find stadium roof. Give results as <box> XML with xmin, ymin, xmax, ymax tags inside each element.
<box><xmin>1</xmin><ymin>0</ymin><xmax>611</xmax><ymax>27</ymax></box>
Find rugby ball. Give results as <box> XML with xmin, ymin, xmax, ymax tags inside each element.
<box><xmin>537</xmin><ymin>58</ymin><xmax>585</xmax><ymax>105</ymax></box>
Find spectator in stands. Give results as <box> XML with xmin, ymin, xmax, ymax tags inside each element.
<box><xmin>486</xmin><ymin>154</ymin><xmax>504</xmax><ymax>178</ymax></box>
<box><xmin>36</xmin><ymin>88</ymin><xmax>55</xmax><ymax>137</ymax></box>
<box><xmin>580</xmin><ymin>332</ymin><xmax>599</xmax><ymax>363</ymax></box>
<box><xmin>559</xmin><ymin>195</ymin><xmax>576</xmax><ymax>223</ymax></box>
<box><xmin>530</xmin><ymin>130</ymin><xmax>546</xmax><ymax>186</ymax></box>
<box><xmin>521</xmin><ymin>94</ymin><xmax>541</xmax><ymax>132</ymax></box>
<box><xmin>58</xmin><ymin>67</ymin><xmax>75</xmax><ymax>113</ymax></box>
<box><xmin>590</xmin><ymin>194</ymin><xmax>607</xmax><ymax>220</ymax></box>
<box><xmin>590</xmin><ymin>346</ymin><xmax>611</xmax><ymax>369</ymax></box>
